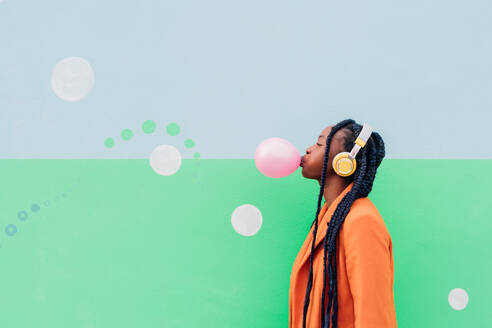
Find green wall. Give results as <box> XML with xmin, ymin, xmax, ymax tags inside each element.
<box><xmin>0</xmin><ymin>159</ymin><xmax>490</xmax><ymax>327</ymax></box>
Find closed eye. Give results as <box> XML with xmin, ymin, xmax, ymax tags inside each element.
<box><xmin>317</xmin><ymin>143</ymin><xmax>322</xmax><ymax>146</ymax></box>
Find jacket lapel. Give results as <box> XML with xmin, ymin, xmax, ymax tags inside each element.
<box><xmin>298</xmin><ymin>182</ymin><xmax>354</xmax><ymax>269</ymax></box>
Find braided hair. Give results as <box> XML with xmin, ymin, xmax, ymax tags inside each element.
<box><xmin>302</xmin><ymin>119</ymin><xmax>386</xmax><ymax>328</ymax></box>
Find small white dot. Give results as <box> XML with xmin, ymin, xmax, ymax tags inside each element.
<box><xmin>448</xmin><ymin>288</ymin><xmax>469</xmax><ymax>310</ymax></box>
<box><xmin>231</xmin><ymin>204</ymin><xmax>263</xmax><ymax>236</ymax></box>
<box><xmin>51</xmin><ymin>56</ymin><xmax>95</xmax><ymax>102</ymax></box>
<box><xmin>149</xmin><ymin>145</ymin><xmax>182</xmax><ymax>176</ymax></box>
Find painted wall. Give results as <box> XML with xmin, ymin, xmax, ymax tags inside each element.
<box><xmin>0</xmin><ymin>0</ymin><xmax>490</xmax><ymax>327</ymax></box>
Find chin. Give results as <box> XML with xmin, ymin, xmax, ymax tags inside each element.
<box><xmin>300</xmin><ymin>168</ymin><xmax>311</xmax><ymax>179</ymax></box>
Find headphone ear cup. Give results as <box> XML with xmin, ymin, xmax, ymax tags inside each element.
<box><xmin>332</xmin><ymin>153</ymin><xmax>356</xmax><ymax>177</ymax></box>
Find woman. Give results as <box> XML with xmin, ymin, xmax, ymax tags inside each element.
<box><xmin>289</xmin><ymin>119</ymin><xmax>397</xmax><ymax>328</ymax></box>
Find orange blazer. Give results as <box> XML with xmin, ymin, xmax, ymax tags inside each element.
<box><xmin>289</xmin><ymin>182</ymin><xmax>397</xmax><ymax>328</ymax></box>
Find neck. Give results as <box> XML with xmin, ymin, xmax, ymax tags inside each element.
<box><xmin>319</xmin><ymin>174</ymin><xmax>351</xmax><ymax>209</ymax></box>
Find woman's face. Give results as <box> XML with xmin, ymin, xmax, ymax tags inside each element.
<box><xmin>301</xmin><ymin>125</ymin><xmax>347</xmax><ymax>181</ymax></box>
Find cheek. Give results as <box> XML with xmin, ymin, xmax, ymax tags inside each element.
<box><xmin>317</xmin><ymin>150</ymin><xmax>334</xmax><ymax>170</ymax></box>
<box><xmin>317</xmin><ymin>148</ymin><xmax>330</xmax><ymax>162</ymax></box>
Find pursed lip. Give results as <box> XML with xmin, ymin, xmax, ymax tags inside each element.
<box><xmin>301</xmin><ymin>156</ymin><xmax>307</xmax><ymax>166</ymax></box>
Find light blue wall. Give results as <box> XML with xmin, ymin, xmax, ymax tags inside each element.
<box><xmin>1</xmin><ymin>0</ymin><xmax>491</xmax><ymax>159</ymax></box>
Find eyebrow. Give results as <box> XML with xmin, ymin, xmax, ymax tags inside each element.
<box><xmin>318</xmin><ymin>135</ymin><xmax>324</xmax><ymax>139</ymax></box>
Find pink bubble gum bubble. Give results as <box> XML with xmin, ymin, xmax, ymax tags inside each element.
<box><xmin>254</xmin><ymin>137</ymin><xmax>301</xmax><ymax>178</ymax></box>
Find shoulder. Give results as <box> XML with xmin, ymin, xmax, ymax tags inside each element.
<box><xmin>342</xmin><ymin>197</ymin><xmax>390</xmax><ymax>239</ymax></box>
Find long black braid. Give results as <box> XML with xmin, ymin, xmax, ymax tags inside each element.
<box><xmin>302</xmin><ymin>119</ymin><xmax>386</xmax><ymax>328</ymax></box>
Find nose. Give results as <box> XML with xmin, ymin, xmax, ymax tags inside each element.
<box><xmin>302</xmin><ymin>149</ymin><xmax>310</xmax><ymax>161</ymax></box>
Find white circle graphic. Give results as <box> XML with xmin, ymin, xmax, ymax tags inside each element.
<box><xmin>51</xmin><ymin>56</ymin><xmax>95</xmax><ymax>102</ymax></box>
<box><xmin>448</xmin><ymin>288</ymin><xmax>469</xmax><ymax>310</ymax></box>
<box><xmin>149</xmin><ymin>145</ymin><xmax>182</xmax><ymax>176</ymax></box>
<box><xmin>231</xmin><ymin>204</ymin><xmax>263</xmax><ymax>236</ymax></box>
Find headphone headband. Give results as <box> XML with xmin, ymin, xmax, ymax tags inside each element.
<box><xmin>348</xmin><ymin>122</ymin><xmax>373</xmax><ymax>159</ymax></box>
